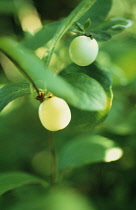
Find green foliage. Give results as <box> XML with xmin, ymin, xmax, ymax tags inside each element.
<box><xmin>0</xmin><ymin>82</ymin><xmax>30</xmax><ymax>112</ymax></box>
<box><xmin>7</xmin><ymin>187</ymin><xmax>94</xmax><ymax>210</ymax></box>
<box><xmin>0</xmin><ymin>0</ymin><xmax>16</xmax><ymax>14</ymax></box>
<box><xmin>88</xmin><ymin>17</ymin><xmax>133</xmax><ymax>40</ymax></box>
<box><xmin>0</xmin><ymin>37</ymin><xmax>107</xmax><ymax>112</ymax></box>
<box><xmin>61</xmin><ymin>63</ymin><xmax>112</xmax><ymax>130</ymax></box>
<box><xmin>61</xmin><ymin>73</ymin><xmax>107</xmax><ymax>111</ymax></box>
<box><xmin>45</xmin><ymin>0</ymin><xmax>96</xmax><ymax>66</ymax></box>
<box><xmin>79</xmin><ymin>0</ymin><xmax>112</xmax><ymax>25</ymax></box>
<box><xmin>0</xmin><ymin>0</ymin><xmax>135</xmax><ymax>209</ymax></box>
<box><xmin>22</xmin><ymin>21</ymin><xmax>62</xmax><ymax>51</ymax></box>
<box><xmin>59</xmin><ymin>135</ymin><xmax>122</xmax><ymax>170</ymax></box>
<box><xmin>0</xmin><ymin>172</ymin><xmax>48</xmax><ymax>196</ymax></box>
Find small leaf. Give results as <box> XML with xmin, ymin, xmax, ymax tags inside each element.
<box><xmin>74</xmin><ymin>22</ymin><xmax>84</xmax><ymax>32</ymax></box>
<box><xmin>84</xmin><ymin>18</ymin><xmax>91</xmax><ymax>31</ymax></box>
<box><xmin>0</xmin><ymin>82</ymin><xmax>30</xmax><ymax>112</ymax></box>
<box><xmin>59</xmin><ymin>135</ymin><xmax>123</xmax><ymax>170</ymax></box>
<box><xmin>0</xmin><ymin>172</ymin><xmax>48</xmax><ymax>196</ymax></box>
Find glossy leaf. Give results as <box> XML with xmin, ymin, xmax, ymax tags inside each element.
<box><xmin>0</xmin><ymin>172</ymin><xmax>48</xmax><ymax>196</ymax></box>
<box><xmin>0</xmin><ymin>82</ymin><xmax>30</xmax><ymax>112</ymax></box>
<box><xmin>59</xmin><ymin>135</ymin><xmax>123</xmax><ymax>170</ymax></box>
<box><xmin>61</xmin><ymin>64</ymin><xmax>113</xmax><ymax>130</ymax></box>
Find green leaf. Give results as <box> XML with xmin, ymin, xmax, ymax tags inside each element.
<box><xmin>74</xmin><ymin>22</ymin><xmax>85</xmax><ymax>32</ymax></box>
<box><xmin>0</xmin><ymin>37</ymin><xmax>106</xmax><ymax>112</ymax></box>
<box><xmin>87</xmin><ymin>30</ymin><xmax>112</xmax><ymax>41</ymax></box>
<box><xmin>46</xmin><ymin>0</ymin><xmax>96</xmax><ymax>66</ymax></box>
<box><xmin>79</xmin><ymin>0</ymin><xmax>112</xmax><ymax>26</ymax></box>
<box><xmin>84</xmin><ymin>18</ymin><xmax>91</xmax><ymax>31</ymax></box>
<box><xmin>0</xmin><ymin>37</ymin><xmax>74</xmax><ymax>100</ymax></box>
<box><xmin>63</xmin><ymin>73</ymin><xmax>107</xmax><ymax>111</ymax></box>
<box><xmin>0</xmin><ymin>82</ymin><xmax>30</xmax><ymax>112</ymax></box>
<box><xmin>0</xmin><ymin>0</ymin><xmax>15</xmax><ymax>14</ymax></box>
<box><xmin>0</xmin><ymin>172</ymin><xmax>48</xmax><ymax>196</ymax></box>
<box><xmin>22</xmin><ymin>21</ymin><xmax>62</xmax><ymax>51</ymax></box>
<box><xmin>59</xmin><ymin>135</ymin><xmax>123</xmax><ymax>171</ymax></box>
<box><xmin>97</xmin><ymin>18</ymin><xmax>133</xmax><ymax>35</ymax></box>
<box><xmin>61</xmin><ymin>64</ymin><xmax>113</xmax><ymax>130</ymax></box>
<box><xmin>62</xmin><ymin>63</ymin><xmax>112</xmax><ymax>92</ymax></box>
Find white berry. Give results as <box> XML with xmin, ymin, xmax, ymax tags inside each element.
<box><xmin>38</xmin><ymin>96</ymin><xmax>71</xmax><ymax>131</ymax></box>
<box><xmin>69</xmin><ymin>35</ymin><xmax>98</xmax><ymax>66</ymax></box>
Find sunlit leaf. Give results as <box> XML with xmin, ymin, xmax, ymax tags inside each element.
<box><xmin>59</xmin><ymin>135</ymin><xmax>123</xmax><ymax>170</ymax></box>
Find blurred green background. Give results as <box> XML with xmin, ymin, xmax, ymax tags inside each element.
<box><xmin>0</xmin><ymin>0</ymin><xmax>136</xmax><ymax>209</ymax></box>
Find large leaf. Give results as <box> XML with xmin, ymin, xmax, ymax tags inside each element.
<box><xmin>0</xmin><ymin>37</ymin><xmax>107</xmax><ymax>112</ymax></box>
<box><xmin>59</xmin><ymin>135</ymin><xmax>123</xmax><ymax>171</ymax></box>
<box><xmin>0</xmin><ymin>172</ymin><xmax>48</xmax><ymax>196</ymax></box>
<box><xmin>61</xmin><ymin>64</ymin><xmax>113</xmax><ymax>130</ymax></box>
<box><xmin>0</xmin><ymin>82</ymin><xmax>30</xmax><ymax>112</ymax></box>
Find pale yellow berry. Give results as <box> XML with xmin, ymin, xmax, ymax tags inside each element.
<box><xmin>38</xmin><ymin>96</ymin><xmax>71</xmax><ymax>131</ymax></box>
<box><xmin>69</xmin><ymin>36</ymin><xmax>99</xmax><ymax>66</ymax></box>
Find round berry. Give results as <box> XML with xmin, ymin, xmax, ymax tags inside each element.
<box><xmin>38</xmin><ymin>96</ymin><xmax>71</xmax><ymax>131</ymax></box>
<box><xmin>69</xmin><ymin>35</ymin><xmax>98</xmax><ymax>66</ymax></box>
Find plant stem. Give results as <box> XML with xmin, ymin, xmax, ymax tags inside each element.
<box><xmin>48</xmin><ymin>131</ymin><xmax>57</xmax><ymax>185</ymax></box>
